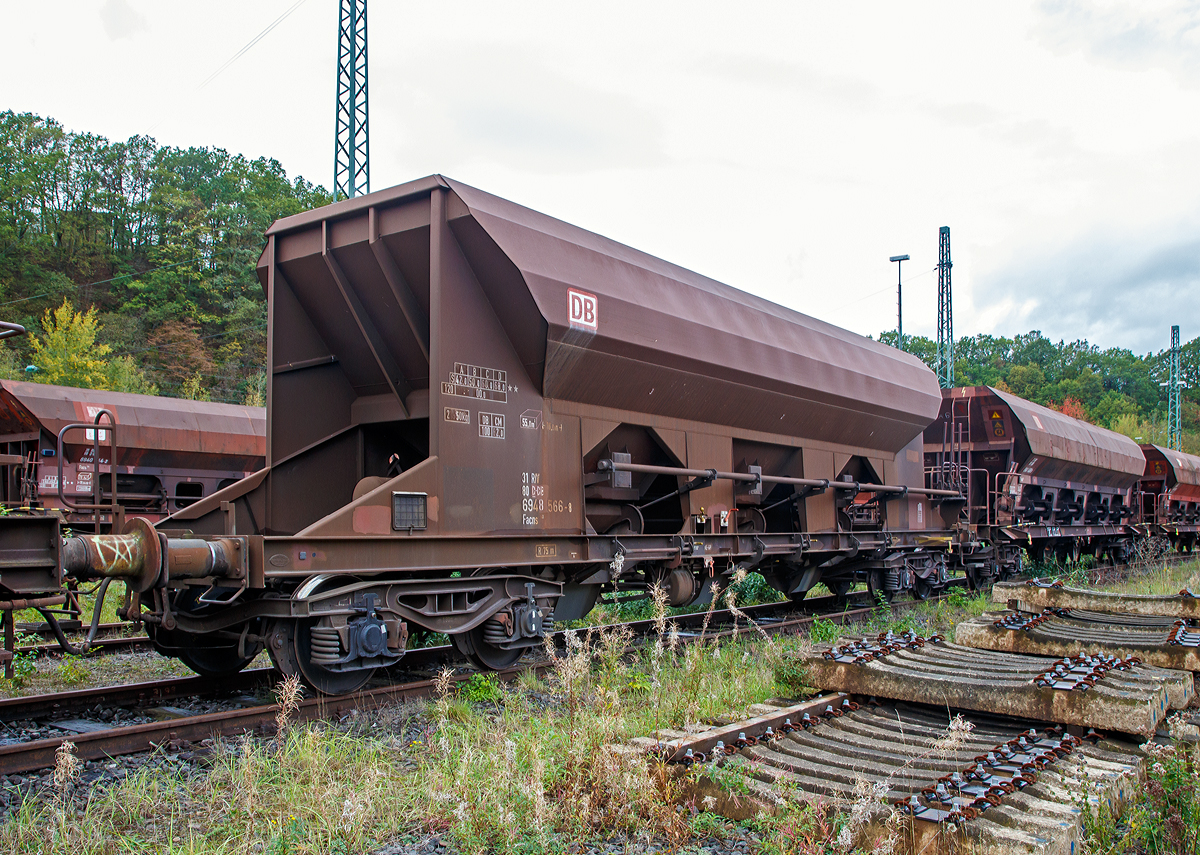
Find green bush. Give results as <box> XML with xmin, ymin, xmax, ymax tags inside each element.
<box><xmin>462</xmin><ymin>672</ymin><xmax>503</xmax><ymax>704</ymax></box>
<box><xmin>772</xmin><ymin>657</ymin><xmax>810</xmax><ymax>697</ymax></box>
<box><xmin>808</xmin><ymin>617</ymin><xmax>841</xmax><ymax>645</ymax></box>
<box><xmin>947</xmin><ymin>587</ymin><xmax>971</xmax><ymax>609</ymax></box>
<box><xmin>2</xmin><ymin>633</ymin><xmax>39</xmax><ymax>687</ymax></box>
<box><xmin>1130</xmin><ymin>743</ymin><xmax>1200</xmax><ymax>855</ymax></box>
<box><xmin>55</xmin><ymin>655</ymin><xmax>90</xmax><ymax>686</ymax></box>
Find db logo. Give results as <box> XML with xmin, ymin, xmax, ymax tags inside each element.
<box><xmin>567</xmin><ymin>288</ymin><xmax>597</xmax><ymax>331</ymax></box>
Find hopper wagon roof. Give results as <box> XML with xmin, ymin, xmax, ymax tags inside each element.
<box><xmin>261</xmin><ymin>175</ymin><xmax>942</xmax><ymax>453</ymax></box>
<box><xmin>0</xmin><ymin>380</ymin><xmax>265</xmax><ymax>467</ymax></box>
<box><xmin>1143</xmin><ymin>444</ymin><xmax>1200</xmax><ymax>489</ymax></box>
<box><xmin>988</xmin><ymin>387</ymin><xmax>1144</xmax><ymax>477</ymax></box>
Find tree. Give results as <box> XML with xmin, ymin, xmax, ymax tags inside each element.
<box><xmin>1006</xmin><ymin>364</ymin><xmax>1046</xmax><ymax>401</ymax></box>
<box><xmin>28</xmin><ymin>299</ymin><xmax>114</xmax><ymax>388</ymax></box>
<box><xmin>1053</xmin><ymin>397</ymin><xmax>1088</xmax><ymax>420</ymax></box>
<box><xmin>27</xmin><ymin>298</ymin><xmax>154</xmax><ymax>392</ymax></box>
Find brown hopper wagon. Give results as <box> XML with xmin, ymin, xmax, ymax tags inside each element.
<box><xmin>1137</xmin><ymin>444</ymin><xmax>1200</xmax><ymax>551</ymax></box>
<box><xmin>12</xmin><ymin>176</ymin><xmax>963</xmax><ymax>693</ymax></box>
<box><xmin>923</xmin><ymin>386</ymin><xmax>1145</xmax><ymax>572</ymax></box>
<box><xmin>0</xmin><ymin>379</ymin><xmax>264</xmax><ymax>527</ymax></box>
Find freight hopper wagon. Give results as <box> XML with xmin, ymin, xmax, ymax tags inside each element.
<box><xmin>924</xmin><ymin>386</ymin><xmax>1144</xmax><ymax>576</ymax></box>
<box><xmin>0</xmin><ymin>381</ymin><xmax>265</xmax><ymax>672</ymax></box>
<box><xmin>1137</xmin><ymin>444</ymin><xmax>1200</xmax><ymax>552</ymax></box>
<box><xmin>0</xmin><ymin>380</ymin><xmax>265</xmax><ymax>530</ymax></box>
<box><xmin>36</xmin><ymin>176</ymin><xmax>962</xmax><ymax>693</ymax></box>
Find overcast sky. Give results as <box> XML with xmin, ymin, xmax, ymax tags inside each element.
<box><xmin>3</xmin><ymin>0</ymin><xmax>1199</xmax><ymax>356</ymax></box>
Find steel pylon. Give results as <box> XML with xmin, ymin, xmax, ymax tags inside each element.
<box><xmin>334</xmin><ymin>0</ymin><xmax>369</xmax><ymax>200</ymax></box>
<box><xmin>1169</xmin><ymin>325</ymin><xmax>1182</xmax><ymax>451</ymax></box>
<box><xmin>936</xmin><ymin>226</ymin><xmax>954</xmax><ymax>389</ymax></box>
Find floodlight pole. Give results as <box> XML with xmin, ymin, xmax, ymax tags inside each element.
<box><xmin>1169</xmin><ymin>325</ymin><xmax>1182</xmax><ymax>451</ymax></box>
<box><xmin>890</xmin><ymin>254</ymin><xmax>910</xmax><ymax>351</ymax></box>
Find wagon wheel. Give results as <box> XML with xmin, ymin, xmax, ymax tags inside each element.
<box><xmin>451</xmin><ymin>624</ymin><xmax>525</xmax><ymax>670</ymax></box>
<box><xmin>149</xmin><ymin>587</ymin><xmax>264</xmax><ymax>678</ymax></box>
<box><xmin>911</xmin><ymin>576</ymin><xmax>935</xmax><ymax>601</ymax></box>
<box><xmin>268</xmin><ymin>617</ymin><xmax>376</xmax><ymax>696</ymax></box>
<box><xmin>964</xmin><ymin>564</ymin><xmax>983</xmax><ymax>591</ymax></box>
<box><xmin>267</xmin><ymin>577</ymin><xmax>377</xmax><ymax>695</ymax></box>
<box><xmin>178</xmin><ymin>643</ymin><xmax>262</xmax><ymax>678</ymax></box>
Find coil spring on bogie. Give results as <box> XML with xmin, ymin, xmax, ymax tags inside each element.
<box><xmin>309</xmin><ymin>625</ymin><xmax>342</xmax><ymax>664</ymax></box>
<box><xmin>481</xmin><ymin>613</ymin><xmax>554</xmax><ymax>646</ymax></box>
<box><xmin>482</xmin><ymin>617</ymin><xmax>510</xmax><ymax>645</ymax></box>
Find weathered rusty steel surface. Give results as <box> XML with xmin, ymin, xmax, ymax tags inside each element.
<box><xmin>0</xmin><ymin>380</ymin><xmax>265</xmax><ymax>469</ymax></box>
<box><xmin>629</xmin><ymin>694</ymin><xmax>850</xmax><ymax>763</ymax></box>
<box><xmin>224</xmin><ymin>174</ymin><xmax>942</xmax><ymax>540</ymax></box>
<box><xmin>988</xmin><ymin>387</ymin><xmax>1145</xmax><ymax>479</ymax></box>
<box><xmin>660</xmin><ymin>701</ymin><xmax>1145</xmax><ymax>855</ymax></box>
<box><xmin>995</xmin><ymin>579</ymin><xmax>1200</xmax><ymax>620</ymax></box>
<box><xmin>61</xmin><ymin>517</ymin><xmax>162</xmax><ymax>591</ymax></box>
<box><xmin>262</xmin><ymin>175</ymin><xmax>941</xmax><ymax>452</ymax></box>
<box><xmin>957</xmin><ymin>611</ymin><xmax>1200</xmax><ymax>682</ymax></box>
<box><xmin>1142</xmin><ymin>443</ymin><xmax>1200</xmax><ymax>502</ymax></box>
<box><xmin>801</xmin><ymin>632</ymin><xmax>1183</xmax><ymax>737</ymax></box>
<box><xmin>931</xmin><ymin>387</ymin><xmax>1144</xmax><ymax>491</ymax></box>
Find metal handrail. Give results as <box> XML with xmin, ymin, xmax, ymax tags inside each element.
<box><xmin>0</xmin><ymin>321</ymin><xmax>26</xmax><ymax>341</ymax></box>
<box><xmin>57</xmin><ymin>409</ymin><xmax>120</xmax><ymax>530</ymax></box>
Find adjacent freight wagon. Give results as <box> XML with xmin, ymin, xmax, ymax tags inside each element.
<box><xmin>32</xmin><ymin>175</ymin><xmax>965</xmax><ymax>693</ymax></box>
<box><xmin>923</xmin><ymin>386</ymin><xmax>1145</xmax><ymax>572</ymax></box>
<box><xmin>0</xmin><ymin>380</ymin><xmax>265</xmax><ymax>528</ymax></box>
<box><xmin>1137</xmin><ymin>444</ymin><xmax>1200</xmax><ymax>550</ymax></box>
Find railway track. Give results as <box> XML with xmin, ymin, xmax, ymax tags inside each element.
<box><xmin>12</xmin><ymin>550</ymin><xmax>1187</xmax><ymax>661</ymax></box>
<box><xmin>4</xmin><ymin>550</ymin><xmax>1192</xmax><ymax>774</ymax></box>
<box><xmin>0</xmin><ymin>588</ymin><xmax>945</xmax><ymax>775</ymax></box>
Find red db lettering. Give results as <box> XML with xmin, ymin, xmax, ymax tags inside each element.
<box><xmin>567</xmin><ymin>288</ymin><xmax>598</xmax><ymax>331</ymax></box>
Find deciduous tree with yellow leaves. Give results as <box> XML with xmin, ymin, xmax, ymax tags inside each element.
<box><xmin>27</xmin><ymin>300</ymin><xmax>156</xmax><ymax>394</ymax></box>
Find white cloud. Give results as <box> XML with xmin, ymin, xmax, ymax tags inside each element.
<box><xmin>0</xmin><ymin>0</ymin><xmax>1197</xmax><ymax>354</ymax></box>
<box><xmin>99</xmin><ymin>0</ymin><xmax>146</xmax><ymax>41</ymax></box>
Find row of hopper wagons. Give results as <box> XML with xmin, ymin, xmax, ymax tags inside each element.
<box><xmin>0</xmin><ymin>174</ymin><xmax>1198</xmax><ymax>694</ymax></box>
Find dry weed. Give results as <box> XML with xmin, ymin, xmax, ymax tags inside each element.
<box><xmin>273</xmin><ymin>673</ymin><xmax>302</xmax><ymax>736</ymax></box>
<box><xmin>51</xmin><ymin>740</ymin><xmax>80</xmax><ymax>796</ymax></box>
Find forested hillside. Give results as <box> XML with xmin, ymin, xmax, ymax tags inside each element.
<box><xmin>0</xmin><ymin>110</ymin><xmax>331</xmax><ymax>404</ymax></box>
<box><xmin>880</xmin><ymin>331</ymin><xmax>1200</xmax><ymax>453</ymax></box>
<box><xmin>1</xmin><ymin>111</ymin><xmax>1197</xmax><ymax>451</ymax></box>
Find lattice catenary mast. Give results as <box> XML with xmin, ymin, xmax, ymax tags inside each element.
<box><xmin>1169</xmin><ymin>325</ymin><xmax>1182</xmax><ymax>451</ymax></box>
<box><xmin>936</xmin><ymin>226</ymin><xmax>954</xmax><ymax>389</ymax></box>
<box><xmin>334</xmin><ymin>0</ymin><xmax>369</xmax><ymax>200</ymax></box>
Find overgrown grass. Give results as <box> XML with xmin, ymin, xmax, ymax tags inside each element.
<box><xmin>5</xmin><ymin>563</ymin><xmax>1194</xmax><ymax>852</ymax></box>
<box><xmin>579</xmin><ymin>570</ymin><xmax>784</xmax><ymax>625</ymax></box>
<box><xmin>1081</xmin><ymin>738</ymin><xmax>1200</xmax><ymax>855</ymax></box>
<box><xmin>0</xmin><ymin>578</ymin><xmax>804</xmax><ymax>854</ymax></box>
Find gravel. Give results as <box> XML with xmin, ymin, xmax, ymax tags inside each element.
<box><xmin>0</xmin><ymin>740</ymin><xmax>211</xmax><ymax>813</ymax></box>
<box><xmin>369</xmin><ymin>829</ymin><xmax>767</xmax><ymax>855</ymax></box>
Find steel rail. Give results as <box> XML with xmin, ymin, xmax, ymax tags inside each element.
<box><xmin>0</xmin><ymin>592</ymin><xmax>868</xmax><ymax>721</ymax></box>
<box><xmin>0</xmin><ymin>590</ymin><xmax>935</xmax><ymax>774</ymax></box>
